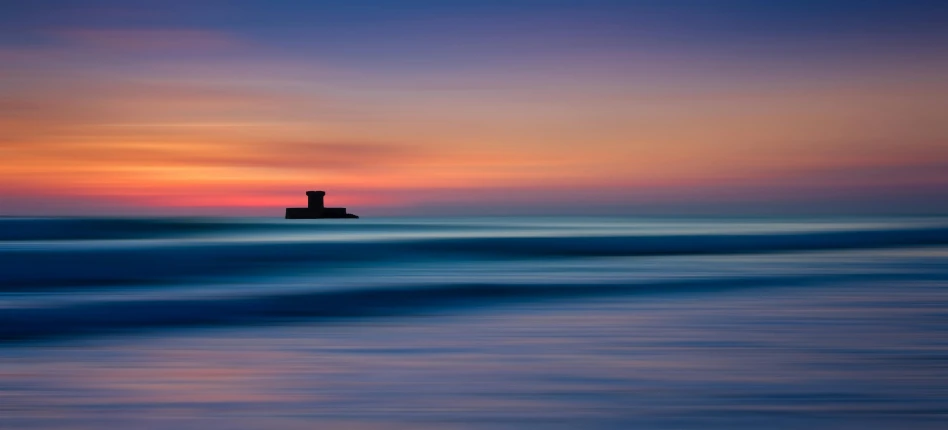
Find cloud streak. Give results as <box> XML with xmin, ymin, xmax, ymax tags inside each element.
<box><xmin>57</xmin><ymin>28</ymin><xmax>240</xmax><ymax>52</ymax></box>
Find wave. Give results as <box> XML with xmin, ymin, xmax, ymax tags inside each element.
<box><xmin>0</xmin><ymin>217</ymin><xmax>512</xmax><ymax>241</ymax></box>
<box><xmin>2</xmin><ymin>224</ymin><xmax>948</xmax><ymax>289</ymax></box>
<box><xmin>6</xmin><ymin>271</ymin><xmax>945</xmax><ymax>343</ymax></box>
<box><xmin>0</xmin><ymin>218</ymin><xmax>238</xmax><ymax>241</ymax></box>
<box><xmin>413</xmin><ymin>226</ymin><xmax>948</xmax><ymax>256</ymax></box>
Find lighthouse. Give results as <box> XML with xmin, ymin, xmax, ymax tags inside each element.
<box><xmin>285</xmin><ymin>191</ymin><xmax>359</xmax><ymax>219</ymax></box>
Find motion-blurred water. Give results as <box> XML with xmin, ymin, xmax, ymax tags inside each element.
<box><xmin>2</xmin><ymin>216</ymin><xmax>948</xmax><ymax>429</ymax></box>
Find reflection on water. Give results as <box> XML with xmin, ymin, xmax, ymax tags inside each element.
<box><xmin>1</xmin><ymin>217</ymin><xmax>948</xmax><ymax>429</ymax></box>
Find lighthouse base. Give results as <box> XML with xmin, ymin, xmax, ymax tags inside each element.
<box><xmin>285</xmin><ymin>207</ymin><xmax>359</xmax><ymax>219</ymax></box>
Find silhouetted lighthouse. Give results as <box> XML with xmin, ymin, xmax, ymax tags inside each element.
<box><xmin>307</xmin><ymin>191</ymin><xmax>325</xmax><ymax>209</ymax></box>
<box><xmin>285</xmin><ymin>190</ymin><xmax>358</xmax><ymax>219</ymax></box>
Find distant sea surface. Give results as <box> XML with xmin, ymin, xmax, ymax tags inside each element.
<box><xmin>2</xmin><ymin>216</ymin><xmax>948</xmax><ymax>429</ymax></box>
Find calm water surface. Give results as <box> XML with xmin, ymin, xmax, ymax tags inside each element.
<box><xmin>2</xmin><ymin>217</ymin><xmax>948</xmax><ymax>429</ymax></box>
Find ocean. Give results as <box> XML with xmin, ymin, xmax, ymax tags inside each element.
<box><xmin>2</xmin><ymin>216</ymin><xmax>948</xmax><ymax>429</ymax></box>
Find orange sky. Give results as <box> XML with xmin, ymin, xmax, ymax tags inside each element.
<box><xmin>2</xmin><ymin>2</ymin><xmax>947</xmax><ymax>215</ymax></box>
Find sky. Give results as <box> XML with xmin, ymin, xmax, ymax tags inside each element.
<box><xmin>1</xmin><ymin>0</ymin><xmax>947</xmax><ymax>216</ymax></box>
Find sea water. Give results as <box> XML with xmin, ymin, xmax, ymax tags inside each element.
<box><xmin>1</xmin><ymin>216</ymin><xmax>948</xmax><ymax>429</ymax></box>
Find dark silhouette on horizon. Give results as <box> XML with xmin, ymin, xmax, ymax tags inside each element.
<box><xmin>285</xmin><ymin>191</ymin><xmax>359</xmax><ymax>219</ymax></box>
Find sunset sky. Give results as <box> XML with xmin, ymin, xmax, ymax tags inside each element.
<box><xmin>2</xmin><ymin>0</ymin><xmax>947</xmax><ymax>216</ymax></box>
